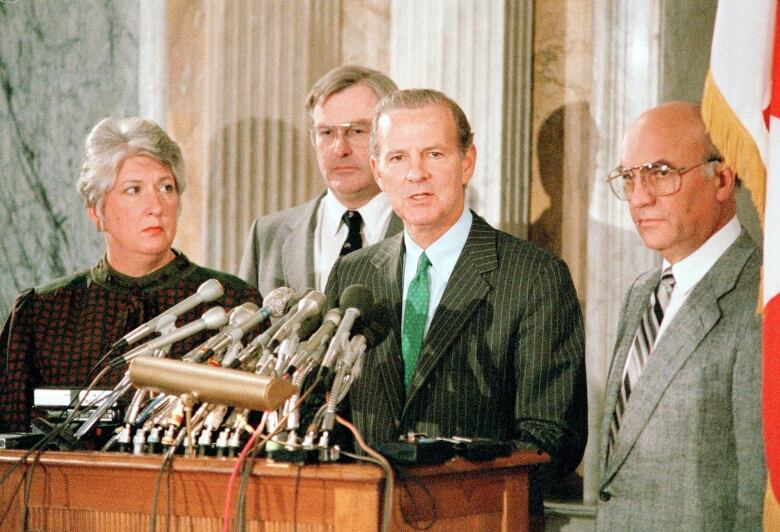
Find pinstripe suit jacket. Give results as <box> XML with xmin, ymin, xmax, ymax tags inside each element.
<box><xmin>596</xmin><ymin>231</ymin><xmax>765</xmax><ymax>531</ymax></box>
<box><xmin>326</xmin><ymin>213</ymin><xmax>587</xmax><ymax>480</ymax></box>
<box><xmin>238</xmin><ymin>193</ymin><xmax>403</xmax><ymax>295</ymax></box>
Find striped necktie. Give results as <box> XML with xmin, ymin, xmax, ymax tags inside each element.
<box><xmin>607</xmin><ymin>267</ymin><xmax>675</xmax><ymax>459</ymax></box>
<box><xmin>402</xmin><ymin>252</ymin><xmax>431</xmax><ymax>392</ymax></box>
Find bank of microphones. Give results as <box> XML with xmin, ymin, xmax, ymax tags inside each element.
<box><xmin>52</xmin><ymin>278</ymin><xmax>383</xmax><ymax>461</ymax></box>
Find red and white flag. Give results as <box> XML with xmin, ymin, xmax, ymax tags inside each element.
<box><xmin>702</xmin><ymin>0</ymin><xmax>779</xmax><ymax>527</ymax></box>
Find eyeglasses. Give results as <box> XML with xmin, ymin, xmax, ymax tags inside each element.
<box><xmin>606</xmin><ymin>157</ymin><xmax>722</xmax><ymax>201</ymax></box>
<box><xmin>310</xmin><ymin>121</ymin><xmax>371</xmax><ymax>148</ymax></box>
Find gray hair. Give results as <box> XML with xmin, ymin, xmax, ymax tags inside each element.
<box><xmin>370</xmin><ymin>88</ymin><xmax>474</xmax><ymax>158</ymax></box>
<box><xmin>77</xmin><ymin>117</ymin><xmax>186</xmax><ymax>209</ymax></box>
<box><xmin>305</xmin><ymin>65</ymin><xmax>398</xmax><ymax>125</ymax></box>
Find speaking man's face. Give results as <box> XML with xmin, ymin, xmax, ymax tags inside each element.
<box><xmin>371</xmin><ymin>104</ymin><xmax>476</xmax><ymax>247</ymax></box>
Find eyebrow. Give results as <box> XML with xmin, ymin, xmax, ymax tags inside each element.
<box><xmin>620</xmin><ymin>158</ymin><xmax>674</xmax><ymax>169</ymax></box>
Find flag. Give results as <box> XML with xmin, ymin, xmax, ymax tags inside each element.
<box><xmin>702</xmin><ymin>1</ymin><xmax>779</xmax><ymax>528</ymax></box>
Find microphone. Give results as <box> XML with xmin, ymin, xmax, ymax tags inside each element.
<box><xmin>269</xmin><ymin>290</ymin><xmax>326</xmax><ymax>349</ymax></box>
<box><xmin>182</xmin><ymin>303</ymin><xmax>257</xmax><ymax>363</ymax></box>
<box><xmin>109</xmin><ymin>279</ymin><xmax>224</xmax><ymax>353</ymax></box>
<box><xmin>110</xmin><ymin>307</ymin><xmax>228</xmax><ymax>367</ymax></box>
<box><xmin>219</xmin><ymin>287</ymin><xmax>298</xmax><ymax>368</ymax></box>
<box><xmin>228</xmin><ymin>289</ymin><xmax>312</xmax><ymax>371</ymax></box>
<box><xmin>128</xmin><ymin>355</ymin><xmax>299</xmax><ymax>411</ymax></box>
<box><xmin>320</xmin><ymin>284</ymin><xmax>373</xmax><ymax>372</ymax></box>
<box><xmin>284</xmin><ymin>307</ymin><xmax>343</xmax><ymax>375</ymax></box>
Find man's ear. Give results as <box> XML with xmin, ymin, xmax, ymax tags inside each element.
<box><xmin>460</xmin><ymin>144</ymin><xmax>477</xmax><ymax>187</ymax></box>
<box><xmin>715</xmin><ymin>162</ymin><xmax>736</xmax><ymax>202</ymax></box>
<box><xmin>370</xmin><ymin>157</ymin><xmax>385</xmax><ymax>191</ymax></box>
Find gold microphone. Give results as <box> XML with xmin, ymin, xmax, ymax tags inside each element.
<box><xmin>128</xmin><ymin>355</ymin><xmax>298</xmax><ymax>411</ymax></box>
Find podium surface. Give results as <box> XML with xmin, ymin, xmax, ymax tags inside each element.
<box><xmin>0</xmin><ymin>448</ymin><xmax>547</xmax><ymax>531</ymax></box>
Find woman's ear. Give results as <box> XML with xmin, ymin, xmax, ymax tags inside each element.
<box><xmin>87</xmin><ymin>206</ymin><xmax>104</xmax><ymax>232</ymax></box>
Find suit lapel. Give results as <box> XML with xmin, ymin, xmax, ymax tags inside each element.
<box><xmin>599</xmin><ymin>273</ymin><xmax>656</xmax><ymax>472</ymax></box>
<box><xmin>282</xmin><ymin>195</ymin><xmax>321</xmax><ymax>290</ymax></box>
<box><xmin>368</xmin><ymin>234</ymin><xmax>406</xmax><ymax>422</ymax></box>
<box><xmin>385</xmin><ymin>212</ymin><xmax>404</xmax><ymax>238</ymax></box>
<box><xmin>405</xmin><ymin>214</ymin><xmax>497</xmax><ymax>405</ymax></box>
<box><xmin>602</xmin><ymin>232</ymin><xmax>757</xmax><ymax>483</ymax></box>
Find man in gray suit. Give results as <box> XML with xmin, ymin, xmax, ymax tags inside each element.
<box><xmin>597</xmin><ymin>102</ymin><xmax>765</xmax><ymax>530</ymax></box>
<box><xmin>325</xmin><ymin>89</ymin><xmax>587</xmax><ymax>509</ymax></box>
<box><xmin>238</xmin><ymin>65</ymin><xmax>403</xmax><ymax>294</ymax></box>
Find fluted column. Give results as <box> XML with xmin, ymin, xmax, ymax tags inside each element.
<box><xmin>197</xmin><ymin>1</ymin><xmax>341</xmax><ymax>273</ymax></box>
<box><xmin>389</xmin><ymin>0</ymin><xmax>534</xmax><ymax>237</ymax></box>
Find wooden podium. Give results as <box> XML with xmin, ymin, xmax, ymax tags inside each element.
<box><xmin>0</xmin><ymin>448</ymin><xmax>547</xmax><ymax>531</ymax></box>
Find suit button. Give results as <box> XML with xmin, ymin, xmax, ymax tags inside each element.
<box><xmin>599</xmin><ymin>490</ymin><xmax>612</xmax><ymax>502</ymax></box>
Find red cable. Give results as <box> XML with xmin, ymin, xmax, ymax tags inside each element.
<box><xmin>221</xmin><ymin>414</ymin><xmax>267</xmax><ymax>532</ymax></box>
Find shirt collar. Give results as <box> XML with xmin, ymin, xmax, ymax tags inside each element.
<box><xmin>663</xmin><ymin>216</ymin><xmax>741</xmax><ymax>294</ymax></box>
<box><xmin>403</xmin><ymin>208</ymin><xmax>473</xmax><ymax>279</ymax></box>
<box><xmin>321</xmin><ymin>189</ymin><xmax>392</xmax><ymax>241</ymax></box>
<box><xmin>90</xmin><ymin>249</ymin><xmax>194</xmax><ymax>292</ymax></box>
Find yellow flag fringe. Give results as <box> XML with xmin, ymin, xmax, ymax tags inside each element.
<box><xmin>701</xmin><ymin>71</ymin><xmax>767</xmax><ymax>228</ymax></box>
<box><xmin>766</xmin><ymin>478</ymin><xmax>780</xmax><ymax>531</ymax></box>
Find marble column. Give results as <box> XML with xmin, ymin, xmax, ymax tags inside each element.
<box><xmin>388</xmin><ymin>0</ymin><xmax>534</xmax><ymax>237</ymax></box>
<box><xmin>0</xmin><ymin>0</ymin><xmax>139</xmax><ymax>320</ymax></box>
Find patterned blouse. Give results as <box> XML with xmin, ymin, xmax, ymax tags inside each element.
<box><xmin>0</xmin><ymin>251</ymin><xmax>263</xmax><ymax>432</ymax></box>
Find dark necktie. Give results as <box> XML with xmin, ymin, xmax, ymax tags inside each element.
<box><xmin>402</xmin><ymin>252</ymin><xmax>431</xmax><ymax>392</ymax></box>
<box><xmin>607</xmin><ymin>267</ymin><xmax>676</xmax><ymax>459</ymax></box>
<box><xmin>339</xmin><ymin>210</ymin><xmax>363</xmax><ymax>256</ymax></box>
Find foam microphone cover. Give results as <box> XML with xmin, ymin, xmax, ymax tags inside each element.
<box><xmin>339</xmin><ymin>284</ymin><xmax>373</xmax><ymax>315</ymax></box>
<box><xmin>340</xmin><ymin>284</ymin><xmax>388</xmax><ymax>348</ymax></box>
<box><xmin>128</xmin><ymin>355</ymin><xmax>298</xmax><ymax>411</ymax></box>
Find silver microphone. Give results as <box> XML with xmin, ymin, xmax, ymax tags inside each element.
<box><xmin>110</xmin><ymin>307</ymin><xmax>228</xmax><ymax>367</ymax></box>
<box><xmin>110</xmin><ymin>279</ymin><xmax>224</xmax><ymax>352</ymax></box>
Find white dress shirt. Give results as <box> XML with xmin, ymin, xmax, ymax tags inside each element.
<box><xmin>402</xmin><ymin>208</ymin><xmax>473</xmax><ymax>336</ymax></box>
<box><xmin>656</xmin><ymin>216</ymin><xmax>742</xmax><ymax>342</ymax></box>
<box><xmin>314</xmin><ymin>190</ymin><xmax>394</xmax><ymax>291</ymax></box>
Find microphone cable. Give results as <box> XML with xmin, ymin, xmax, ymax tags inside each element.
<box><xmin>336</xmin><ymin>415</ymin><xmax>395</xmax><ymax>532</ymax></box>
<box><xmin>222</xmin><ymin>375</ymin><xmax>322</xmax><ymax>532</ymax></box>
<box><xmin>0</xmin><ymin>363</ymin><xmax>115</xmax><ymax>531</ymax></box>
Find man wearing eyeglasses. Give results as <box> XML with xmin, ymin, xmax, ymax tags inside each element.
<box><xmin>238</xmin><ymin>65</ymin><xmax>402</xmax><ymax>294</ymax></box>
<box><xmin>596</xmin><ymin>101</ymin><xmax>765</xmax><ymax>530</ymax></box>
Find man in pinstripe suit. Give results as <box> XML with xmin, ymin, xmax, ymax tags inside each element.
<box><xmin>325</xmin><ymin>89</ymin><xmax>587</xmax><ymax>508</ymax></box>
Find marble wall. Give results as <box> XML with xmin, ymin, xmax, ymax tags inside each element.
<box><xmin>0</xmin><ymin>0</ymin><xmax>139</xmax><ymax>320</ymax></box>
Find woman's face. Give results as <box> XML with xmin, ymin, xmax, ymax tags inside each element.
<box><xmin>89</xmin><ymin>155</ymin><xmax>179</xmax><ymax>274</ymax></box>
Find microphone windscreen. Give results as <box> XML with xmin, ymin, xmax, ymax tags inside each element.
<box><xmin>262</xmin><ymin>286</ymin><xmax>296</xmax><ymax>318</ymax></box>
<box><xmin>339</xmin><ymin>284</ymin><xmax>373</xmax><ymax>315</ymax></box>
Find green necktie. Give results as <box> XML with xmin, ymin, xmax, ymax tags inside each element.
<box><xmin>402</xmin><ymin>252</ymin><xmax>431</xmax><ymax>392</ymax></box>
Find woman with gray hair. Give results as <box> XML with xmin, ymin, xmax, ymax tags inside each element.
<box><xmin>0</xmin><ymin>117</ymin><xmax>263</xmax><ymax>432</ymax></box>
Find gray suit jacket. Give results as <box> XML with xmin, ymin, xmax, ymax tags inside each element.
<box><xmin>237</xmin><ymin>192</ymin><xmax>403</xmax><ymax>295</ymax></box>
<box><xmin>326</xmin><ymin>213</ymin><xmax>587</xmax><ymax>485</ymax></box>
<box><xmin>596</xmin><ymin>231</ymin><xmax>766</xmax><ymax>531</ymax></box>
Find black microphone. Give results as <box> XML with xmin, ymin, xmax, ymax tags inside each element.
<box><xmin>109</xmin><ymin>307</ymin><xmax>228</xmax><ymax>367</ymax></box>
<box><xmin>109</xmin><ymin>279</ymin><xmax>224</xmax><ymax>353</ymax></box>
<box><xmin>320</xmin><ymin>284</ymin><xmax>373</xmax><ymax>372</ymax></box>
